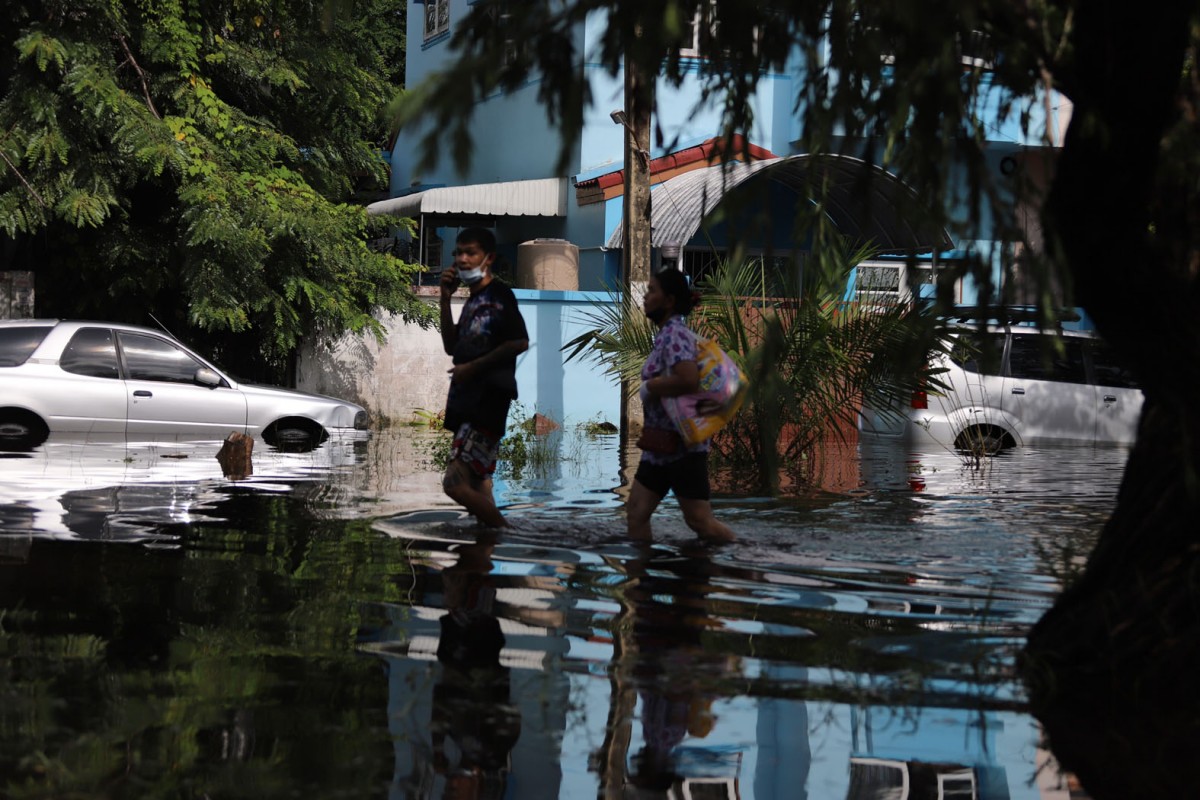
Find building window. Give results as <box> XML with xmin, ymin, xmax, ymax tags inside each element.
<box><xmin>675</xmin><ymin>4</ymin><xmax>764</xmax><ymax>61</ymax></box>
<box><xmin>875</xmin><ymin>29</ymin><xmax>995</xmax><ymax>71</ymax></box>
<box><xmin>678</xmin><ymin>5</ymin><xmax>718</xmax><ymax>58</ymax></box>
<box><xmin>424</xmin><ymin>0</ymin><xmax>450</xmax><ymax>41</ymax></box>
<box><xmin>421</xmin><ymin>231</ymin><xmax>443</xmax><ymax>268</ymax></box>
<box><xmin>958</xmin><ymin>30</ymin><xmax>995</xmax><ymax>70</ymax></box>
<box><xmin>680</xmin><ymin>248</ymin><xmax>723</xmax><ymax>284</ymax></box>
<box><xmin>853</xmin><ymin>260</ymin><xmax>934</xmax><ymax>304</ymax></box>
<box><xmin>480</xmin><ymin>0</ymin><xmax>522</xmax><ymax>65</ymax></box>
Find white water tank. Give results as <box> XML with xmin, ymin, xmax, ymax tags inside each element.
<box><xmin>516</xmin><ymin>239</ymin><xmax>579</xmax><ymax>291</ymax></box>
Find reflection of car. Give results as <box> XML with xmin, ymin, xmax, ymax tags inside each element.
<box><xmin>0</xmin><ymin>319</ymin><xmax>369</xmax><ymax>451</ymax></box>
<box><xmin>859</xmin><ymin>324</ymin><xmax>1143</xmax><ymax>452</ymax></box>
<box><xmin>0</xmin><ymin>436</ymin><xmax>371</xmax><ymax>543</ymax></box>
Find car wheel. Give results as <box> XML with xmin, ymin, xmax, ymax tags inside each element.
<box><xmin>0</xmin><ymin>412</ymin><xmax>50</xmax><ymax>451</ymax></box>
<box><xmin>954</xmin><ymin>425</ymin><xmax>1012</xmax><ymax>457</ymax></box>
<box><xmin>263</xmin><ymin>419</ymin><xmax>327</xmax><ymax>453</ymax></box>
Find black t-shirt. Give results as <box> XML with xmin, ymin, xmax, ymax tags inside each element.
<box><xmin>444</xmin><ymin>280</ymin><xmax>528</xmax><ymax>435</ymax></box>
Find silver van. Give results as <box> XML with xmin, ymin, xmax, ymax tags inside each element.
<box><xmin>859</xmin><ymin>325</ymin><xmax>1143</xmax><ymax>453</ymax></box>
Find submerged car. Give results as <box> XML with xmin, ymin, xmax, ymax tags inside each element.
<box><xmin>859</xmin><ymin>323</ymin><xmax>1143</xmax><ymax>453</ymax></box>
<box><xmin>0</xmin><ymin>319</ymin><xmax>369</xmax><ymax>451</ymax></box>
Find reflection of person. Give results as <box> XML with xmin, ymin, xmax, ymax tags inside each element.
<box><xmin>623</xmin><ymin>549</ymin><xmax>736</xmax><ymax>794</ymax></box>
<box><xmin>627</xmin><ymin>268</ymin><xmax>735</xmax><ymax>544</ymax></box>
<box><xmin>438</xmin><ymin>227</ymin><xmax>530</xmax><ymax>527</ymax></box>
<box><xmin>431</xmin><ymin>533</ymin><xmax>521</xmax><ymax>799</ymax></box>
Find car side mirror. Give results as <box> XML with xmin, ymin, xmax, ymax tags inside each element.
<box><xmin>195</xmin><ymin>367</ymin><xmax>222</xmax><ymax>388</ymax></box>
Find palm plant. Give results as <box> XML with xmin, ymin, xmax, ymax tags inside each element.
<box><xmin>560</xmin><ymin>280</ymin><xmax>656</xmax><ymax>385</ymax></box>
<box><xmin>563</xmin><ymin>238</ymin><xmax>945</xmax><ymax>494</ymax></box>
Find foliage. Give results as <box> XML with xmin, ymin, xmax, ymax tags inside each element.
<box><xmin>398</xmin><ymin>1</ymin><xmax>1070</xmax><ymax>310</ymax></box>
<box><xmin>401</xmin><ymin>4</ymin><xmax>1200</xmax><ymax>794</ymax></box>
<box><xmin>580</xmin><ymin>415</ymin><xmax>619</xmax><ymax>437</ymax></box>
<box><xmin>706</xmin><ymin>255</ymin><xmax>944</xmax><ymax>493</ymax></box>
<box><xmin>413</xmin><ymin>416</ymin><xmax>453</xmax><ymax>468</ymax></box>
<box><xmin>560</xmin><ymin>278</ymin><xmax>656</xmax><ymax>384</ymax></box>
<box><xmin>412</xmin><ymin>403</ymin><xmax>606</xmax><ymax>481</ymax></box>
<box><xmin>565</xmin><ymin>243</ymin><xmax>946</xmax><ymax>494</ymax></box>
<box><xmin>407</xmin><ymin>407</ymin><xmax>446</xmax><ymax>428</ymax></box>
<box><xmin>0</xmin><ymin>0</ymin><xmax>427</xmax><ymax>379</ymax></box>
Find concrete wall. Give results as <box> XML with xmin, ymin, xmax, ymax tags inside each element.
<box><xmin>296</xmin><ymin>287</ymin><xmax>623</xmax><ymax>430</ymax></box>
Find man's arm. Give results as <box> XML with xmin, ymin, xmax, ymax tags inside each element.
<box><xmin>448</xmin><ymin>338</ymin><xmax>528</xmax><ymax>383</ymax></box>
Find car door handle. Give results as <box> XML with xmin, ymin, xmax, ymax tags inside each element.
<box><xmin>1011</xmin><ymin>387</ymin><xmax>1025</xmax><ymax>395</ymax></box>
<box><xmin>1103</xmin><ymin>394</ymin><xmax>1117</xmax><ymax>403</ymax></box>
<box><xmin>133</xmin><ymin>390</ymin><xmax>153</xmax><ymax>397</ymax></box>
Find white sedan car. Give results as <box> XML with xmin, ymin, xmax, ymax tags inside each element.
<box><xmin>0</xmin><ymin>319</ymin><xmax>369</xmax><ymax>451</ymax></box>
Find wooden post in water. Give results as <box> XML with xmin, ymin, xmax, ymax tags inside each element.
<box><xmin>216</xmin><ymin>431</ymin><xmax>254</xmax><ymax>480</ymax></box>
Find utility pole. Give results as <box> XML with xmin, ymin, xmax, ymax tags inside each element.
<box><xmin>620</xmin><ymin>58</ymin><xmax>652</xmax><ymax>290</ymax></box>
<box><xmin>615</xmin><ymin>43</ymin><xmax>653</xmax><ymax>439</ymax></box>
<box><xmin>596</xmin><ymin>46</ymin><xmax>654</xmax><ymax>796</ymax></box>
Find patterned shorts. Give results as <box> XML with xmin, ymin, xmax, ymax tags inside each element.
<box><xmin>450</xmin><ymin>423</ymin><xmax>500</xmax><ymax>477</ymax></box>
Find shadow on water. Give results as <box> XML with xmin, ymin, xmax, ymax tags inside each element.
<box><xmin>0</xmin><ymin>429</ymin><xmax>1116</xmax><ymax>798</ymax></box>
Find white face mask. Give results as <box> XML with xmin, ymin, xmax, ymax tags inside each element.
<box><xmin>457</xmin><ymin>266</ymin><xmax>485</xmax><ymax>285</ymax></box>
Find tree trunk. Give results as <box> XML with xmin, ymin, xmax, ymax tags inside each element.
<box><xmin>1022</xmin><ymin>401</ymin><xmax>1200</xmax><ymax>798</ymax></box>
<box><xmin>1021</xmin><ymin>2</ymin><xmax>1200</xmax><ymax>797</ymax></box>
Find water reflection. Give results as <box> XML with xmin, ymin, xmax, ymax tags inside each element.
<box><xmin>430</xmin><ymin>532</ymin><xmax>521</xmax><ymax>799</ymax></box>
<box><xmin>0</xmin><ymin>429</ymin><xmax>1121</xmax><ymax>798</ymax></box>
<box><xmin>619</xmin><ymin>548</ymin><xmax>745</xmax><ymax>797</ymax></box>
<box><xmin>0</xmin><ymin>434</ymin><xmax>373</xmax><ymax>544</ymax></box>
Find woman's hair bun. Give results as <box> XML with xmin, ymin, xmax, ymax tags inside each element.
<box><xmin>654</xmin><ymin>267</ymin><xmax>699</xmax><ymax>314</ymax></box>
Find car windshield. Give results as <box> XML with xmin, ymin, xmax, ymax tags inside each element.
<box><xmin>0</xmin><ymin>326</ymin><xmax>54</xmax><ymax>367</ymax></box>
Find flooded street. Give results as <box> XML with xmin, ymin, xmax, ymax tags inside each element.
<box><xmin>0</xmin><ymin>428</ymin><xmax>1125</xmax><ymax>798</ymax></box>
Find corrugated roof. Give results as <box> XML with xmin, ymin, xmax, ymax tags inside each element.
<box><xmin>605</xmin><ymin>155</ymin><xmax>951</xmax><ymax>253</ymax></box>
<box><xmin>367</xmin><ymin>177</ymin><xmax>569</xmax><ymax>218</ymax></box>
<box><xmin>574</xmin><ymin>134</ymin><xmax>777</xmax><ymax>204</ymax></box>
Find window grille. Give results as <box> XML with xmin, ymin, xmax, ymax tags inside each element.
<box><xmin>424</xmin><ymin>0</ymin><xmax>449</xmax><ymax>40</ymax></box>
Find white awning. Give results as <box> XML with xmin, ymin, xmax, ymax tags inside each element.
<box><xmin>367</xmin><ymin>177</ymin><xmax>569</xmax><ymax>218</ymax></box>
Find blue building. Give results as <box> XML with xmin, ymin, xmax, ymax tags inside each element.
<box><xmin>343</xmin><ymin>2</ymin><xmax>1074</xmax><ymax>429</ymax></box>
<box><xmin>375</xmin><ymin>1</ymin><xmax>1070</xmax><ymax>305</ymax></box>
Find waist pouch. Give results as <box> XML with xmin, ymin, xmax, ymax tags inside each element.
<box><xmin>636</xmin><ymin>426</ymin><xmax>683</xmax><ymax>455</ymax></box>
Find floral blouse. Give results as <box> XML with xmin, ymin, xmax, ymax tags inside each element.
<box><xmin>640</xmin><ymin>315</ymin><xmax>709</xmax><ymax>464</ymax></box>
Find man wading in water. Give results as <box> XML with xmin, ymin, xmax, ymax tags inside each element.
<box><xmin>438</xmin><ymin>227</ymin><xmax>529</xmax><ymax>527</ymax></box>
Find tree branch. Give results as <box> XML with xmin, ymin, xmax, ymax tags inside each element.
<box><xmin>114</xmin><ymin>34</ymin><xmax>160</xmax><ymax>120</ymax></box>
<box><xmin>0</xmin><ymin>145</ymin><xmax>46</xmax><ymax>208</ymax></box>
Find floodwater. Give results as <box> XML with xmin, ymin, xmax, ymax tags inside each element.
<box><xmin>0</xmin><ymin>428</ymin><xmax>1126</xmax><ymax>799</ymax></box>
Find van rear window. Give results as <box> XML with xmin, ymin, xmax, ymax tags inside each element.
<box><xmin>949</xmin><ymin>332</ymin><xmax>1005</xmax><ymax>375</ymax></box>
<box><xmin>0</xmin><ymin>326</ymin><xmax>53</xmax><ymax>366</ymax></box>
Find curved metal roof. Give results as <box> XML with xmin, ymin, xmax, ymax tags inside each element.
<box><xmin>605</xmin><ymin>155</ymin><xmax>951</xmax><ymax>252</ymax></box>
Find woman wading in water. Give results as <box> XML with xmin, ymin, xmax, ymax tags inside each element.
<box><xmin>626</xmin><ymin>268</ymin><xmax>735</xmax><ymax>545</ymax></box>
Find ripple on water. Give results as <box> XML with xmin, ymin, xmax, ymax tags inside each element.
<box><xmin>1</xmin><ymin>431</ymin><xmax>1128</xmax><ymax>797</ymax></box>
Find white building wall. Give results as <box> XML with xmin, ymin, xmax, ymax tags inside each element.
<box><xmin>297</xmin><ymin>289</ymin><xmax>624</xmax><ymax>430</ymax></box>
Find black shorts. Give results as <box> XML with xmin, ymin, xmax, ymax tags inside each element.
<box><xmin>634</xmin><ymin>453</ymin><xmax>711</xmax><ymax>501</ymax></box>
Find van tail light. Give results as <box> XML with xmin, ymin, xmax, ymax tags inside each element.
<box><xmin>911</xmin><ymin>390</ymin><xmax>928</xmax><ymax>410</ymax></box>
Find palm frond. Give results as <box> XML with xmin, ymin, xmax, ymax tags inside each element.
<box><xmin>561</xmin><ymin>285</ymin><xmax>655</xmax><ymax>384</ymax></box>
<box><xmin>558</xmin><ymin>239</ymin><xmax>944</xmax><ymax>494</ymax></box>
